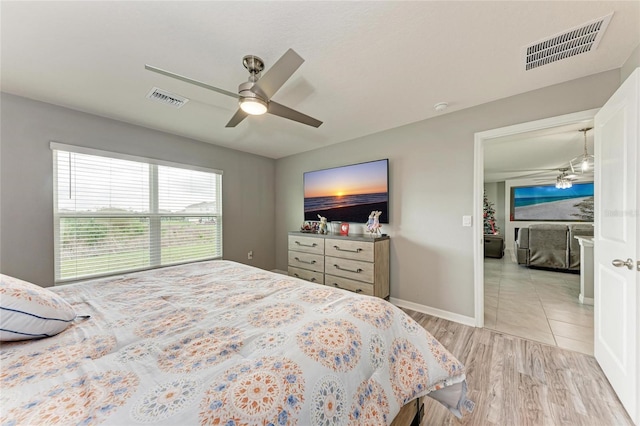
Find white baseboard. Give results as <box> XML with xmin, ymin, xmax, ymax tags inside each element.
<box><xmin>389</xmin><ymin>297</ymin><xmax>477</xmax><ymax>327</ymax></box>
<box><xmin>579</xmin><ymin>294</ymin><xmax>594</xmax><ymax>305</ymax></box>
<box><xmin>271</xmin><ymin>269</ymin><xmax>288</xmax><ymax>275</ymax></box>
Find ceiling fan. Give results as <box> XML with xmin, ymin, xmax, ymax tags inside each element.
<box><xmin>554</xmin><ymin>167</ymin><xmax>578</xmax><ymax>189</ymax></box>
<box><xmin>145</xmin><ymin>49</ymin><xmax>322</xmax><ymax>128</ymax></box>
<box><xmin>532</xmin><ymin>167</ymin><xmax>579</xmax><ymax>188</ymax></box>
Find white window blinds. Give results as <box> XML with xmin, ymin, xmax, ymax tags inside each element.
<box><xmin>52</xmin><ymin>143</ymin><xmax>222</xmax><ymax>283</ymax></box>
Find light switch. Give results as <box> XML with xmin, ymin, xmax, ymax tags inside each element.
<box><xmin>462</xmin><ymin>215</ymin><xmax>472</xmax><ymax>227</ymax></box>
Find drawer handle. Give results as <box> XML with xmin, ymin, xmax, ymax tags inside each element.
<box><xmin>333</xmin><ymin>264</ymin><xmax>362</xmax><ymax>273</ymax></box>
<box><xmin>295</xmin><ymin>241</ymin><xmax>317</xmax><ymax>248</ymax></box>
<box><xmin>294</xmin><ymin>272</ymin><xmax>317</xmax><ymax>283</ymax></box>
<box><xmin>333</xmin><ymin>245</ymin><xmax>362</xmax><ymax>253</ymax></box>
<box><xmin>295</xmin><ymin>257</ymin><xmax>316</xmax><ymax>265</ymax></box>
<box><xmin>332</xmin><ymin>283</ymin><xmax>362</xmax><ymax>293</ymax></box>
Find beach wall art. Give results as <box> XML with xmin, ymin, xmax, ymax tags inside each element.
<box><xmin>510</xmin><ymin>182</ymin><xmax>594</xmax><ymax>221</ymax></box>
<box><xmin>303</xmin><ymin>159</ymin><xmax>389</xmax><ymax>224</ymax></box>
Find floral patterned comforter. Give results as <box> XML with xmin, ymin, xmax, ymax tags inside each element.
<box><xmin>1</xmin><ymin>260</ymin><xmax>470</xmax><ymax>425</ymax></box>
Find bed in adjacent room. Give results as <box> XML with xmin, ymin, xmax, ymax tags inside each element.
<box><xmin>0</xmin><ymin>260</ymin><xmax>472</xmax><ymax>425</ymax></box>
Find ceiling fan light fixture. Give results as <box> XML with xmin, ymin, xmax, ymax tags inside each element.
<box><xmin>239</xmin><ymin>97</ymin><xmax>267</xmax><ymax>115</ymax></box>
<box><xmin>556</xmin><ymin>174</ymin><xmax>573</xmax><ymax>189</ymax></box>
<box><xmin>555</xmin><ymin>168</ymin><xmax>573</xmax><ymax>189</ymax></box>
<box><xmin>146</xmin><ymin>49</ymin><xmax>322</xmax><ymax>128</ymax></box>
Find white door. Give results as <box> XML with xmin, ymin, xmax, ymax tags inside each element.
<box><xmin>594</xmin><ymin>67</ymin><xmax>639</xmax><ymax>425</ymax></box>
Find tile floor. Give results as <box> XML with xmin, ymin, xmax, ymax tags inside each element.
<box><xmin>484</xmin><ymin>250</ymin><xmax>594</xmax><ymax>355</ymax></box>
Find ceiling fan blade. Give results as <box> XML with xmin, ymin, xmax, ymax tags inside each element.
<box><xmin>253</xmin><ymin>49</ymin><xmax>304</xmax><ymax>100</ymax></box>
<box><xmin>268</xmin><ymin>101</ymin><xmax>322</xmax><ymax>128</ymax></box>
<box><xmin>225</xmin><ymin>109</ymin><xmax>248</xmax><ymax>128</ymax></box>
<box><xmin>145</xmin><ymin>64</ymin><xmax>238</xmax><ymax>99</ymax></box>
<box><xmin>491</xmin><ymin>169</ymin><xmax>555</xmax><ymax>178</ymax></box>
<box><xmin>508</xmin><ymin>171</ymin><xmax>555</xmax><ymax>179</ymax></box>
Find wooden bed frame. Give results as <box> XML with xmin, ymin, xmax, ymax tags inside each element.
<box><xmin>391</xmin><ymin>397</ymin><xmax>424</xmax><ymax>426</ymax></box>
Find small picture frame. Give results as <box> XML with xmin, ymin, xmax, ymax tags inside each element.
<box><xmin>300</xmin><ymin>221</ymin><xmax>320</xmax><ymax>233</ymax></box>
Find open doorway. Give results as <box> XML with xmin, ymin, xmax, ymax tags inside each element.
<box><xmin>473</xmin><ymin>109</ymin><xmax>598</xmax><ymax>355</ymax></box>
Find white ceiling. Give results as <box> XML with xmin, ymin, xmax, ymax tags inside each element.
<box><xmin>484</xmin><ymin>121</ymin><xmax>595</xmax><ymax>183</ymax></box>
<box><xmin>1</xmin><ymin>1</ymin><xmax>639</xmax><ymax>160</ymax></box>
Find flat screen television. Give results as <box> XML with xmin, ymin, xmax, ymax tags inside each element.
<box><xmin>304</xmin><ymin>159</ymin><xmax>389</xmax><ymax>223</ymax></box>
<box><xmin>510</xmin><ymin>182</ymin><xmax>594</xmax><ymax>222</ymax></box>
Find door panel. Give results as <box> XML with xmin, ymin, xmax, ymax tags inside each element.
<box><xmin>597</xmin><ymin>265</ymin><xmax>628</xmax><ymax>366</ymax></box>
<box><xmin>600</xmin><ymin>110</ymin><xmax>627</xmax><ymax>242</ymax></box>
<box><xmin>594</xmin><ymin>67</ymin><xmax>638</xmax><ymax>424</ymax></box>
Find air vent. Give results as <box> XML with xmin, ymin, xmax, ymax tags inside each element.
<box><xmin>146</xmin><ymin>87</ymin><xmax>189</xmax><ymax>108</ymax></box>
<box><xmin>525</xmin><ymin>13</ymin><xmax>613</xmax><ymax>71</ymax></box>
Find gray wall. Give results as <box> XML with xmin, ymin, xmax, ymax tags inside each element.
<box><xmin>0</xmin><ymin>93</ymin><xmax>276</xmax><ymax>287</ymax></box>
<box><xmin>275</xmin><ymin>70</ymin><xmax>620</xmax><ymax>318</ymax></box>
<box><xmin>621</xmin><ymin>43</ymin><xmax>640</xmax><ymax>83</ymax></box>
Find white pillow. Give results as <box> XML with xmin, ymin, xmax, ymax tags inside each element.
<box><xmin>0</xmin><ymin>274</ymin><xmax>76</xmax><ymax>341</ymax></box>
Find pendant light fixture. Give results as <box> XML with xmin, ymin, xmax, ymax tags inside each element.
<box><xmin>570</xmin><ymin>127</ymin><xmax>594</xmax><ymax>174</ymax></box>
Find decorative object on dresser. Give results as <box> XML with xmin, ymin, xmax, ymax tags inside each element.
<box><xmin>299</xmin><ymin>220</ymin><xmax>319</xmax><ymax>233</ymax></box>
<box><xmin>317</xmin><ymin>215</ymin><xmax>328</xmax><ymax>234</ymax></box>
<box><xmin>288</xmin><ymin>231</ymin><xmax>390</xmax><ymax>299</ymax></box>
<box><xmin>365</xmin><ymin>210</ymin><xmax>383</xmax><ymax>235</ymax></box>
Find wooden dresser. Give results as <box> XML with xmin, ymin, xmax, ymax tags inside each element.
<box><xmin>288</xmin><ymin>232</ymin><xmax>390</xmax><ymax>299</ymax></box>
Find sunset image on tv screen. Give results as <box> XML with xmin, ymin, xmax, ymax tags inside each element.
<box><xmin>303</xmin><ymin>159</ymin><xmax>388</xmax><ymax>223</ymax></box>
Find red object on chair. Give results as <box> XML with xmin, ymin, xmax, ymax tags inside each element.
<box><xmin>340</xmin><ymin>223</ymin><xmax>349</xmax><ymax>236</ymax></box>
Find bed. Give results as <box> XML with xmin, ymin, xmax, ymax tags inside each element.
<box><xmin>0</xmin><ymin>260</ymin><xmax>472</xmax><ymax>425</ymax></box>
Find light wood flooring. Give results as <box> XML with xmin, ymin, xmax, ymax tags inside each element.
<box><xmin>402</xmin><ymin>309</ymin><xmax>633</xmax><ymax>426</ymax></box>
<box><xmin>484</xmin><ymin>251</ymin><xmax>594</xmax><ymax>355</ymax></box>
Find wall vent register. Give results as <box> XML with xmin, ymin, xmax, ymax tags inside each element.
<box><xmin>524</xmin><ymin>13</ymin><xmax>612</xmax><ymax>71</ymax></box>
<box><xmin>146</xmin><ymin>87</ymin><xmax>189</xmax><ymax>108</ymax></box>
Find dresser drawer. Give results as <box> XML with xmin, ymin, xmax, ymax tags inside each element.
<box><xmin>325</xmin><ymin>256</ymin><xmax>374</xmax><ymax>283</ymax></box>
<box><xmin>325</xmin><ymin>238</ymin><xmax>374</xmax><ymax>262</ymax></box>
<box><xmin>288</xmin><ymin>235</ymin><xmax>324</xmax><ymax>255</ymax></box>
<box><xmin>288</xmin><ymin>266</ymin><xmax>324</xmax><ymax>284</ymax></box>
<box><xmin>288</xmin><ymin>251</ymin><xmax>325</xmax><ymax>273</ymax></box>
<box><xmin>325</xmin><ymin>275</ymin><xmax>373</xmax><ymax>296</ymax></box>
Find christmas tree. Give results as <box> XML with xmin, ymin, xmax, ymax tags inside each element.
<box><xmin>483</xmin><ymin>191</ymin><xmax>499</xmax><ymax>235</ymax></box>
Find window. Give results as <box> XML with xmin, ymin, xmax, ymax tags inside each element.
<box><xmin>52</xmin><ymin>143</ymin><xmax>222</xmax><ymax>283</ymax></box>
